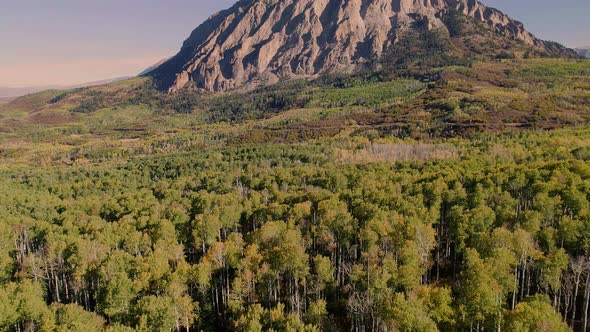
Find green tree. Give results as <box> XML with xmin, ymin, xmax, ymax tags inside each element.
<box><xmin>52</xmin><ymin>303</ymin><xmax>105</xmax><ymax>332</ymax></box>
<box><xmin>416</xmin><ymin>285</ymin><xmax>455</xmax><ymax>327</ymax></box>
<box><xmin>458</xmin><ymin>249</ymin><xmax>503</xmax><ymax>330</ymax></box>
<box><xmin>0</xmin><ymin>280</ymin><xmax>55</xmax><ymax>332</ymax></box>
<box><xmin>384</xmin><ymin>292</ymin><xmax>438</xmax><ymax>332</ymax></box>
<box><xmin>135</xmin><ymin>295</ymin><xmax>177</xmax><ymax>332</ymax></box>
<box><xmin>97</xmin><ymin>251</ymin><xmax>136</xmax><ymax>323</ymax></box>
<box><xmin>504</xmin><ymin>295</ymin><xmax>571</xmax><ymax>332</ymax></box>
<box><xmin>305</xmin><ymin>299</ymin><xmax>328</xmax><ymax>330</ymax></box>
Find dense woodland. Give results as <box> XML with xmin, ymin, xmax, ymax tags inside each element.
<box><xmin>1</xmin><ymin>16</ymin><xmax>590</xmax><ymax>331</ymax></box>
<box><xmin>2</xmin><ymin>126</ymin><xmax>590</xmax><ymax>331</ymax></box>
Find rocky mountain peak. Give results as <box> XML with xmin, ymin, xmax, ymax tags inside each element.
<box><xmin>149</xmin><ymin>0</ymin><xmax>575</xmax><ymax>92</ymax></box>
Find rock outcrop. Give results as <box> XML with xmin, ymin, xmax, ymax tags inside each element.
<box><xmin>150</xmin><ymin>0</ymin><xmax>576</xmax><ymax>92</ymax></box>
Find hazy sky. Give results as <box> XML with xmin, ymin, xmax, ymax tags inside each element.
<box><xmin>1</xmin><ymin>0</ymin><xmax>588</xmax><ymax>88</ymax></box>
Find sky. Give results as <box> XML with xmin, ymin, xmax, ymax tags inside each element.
<box><xmin>0</xmin><ymin>0</ymin><xmax>588</xmax><ymax>88</ymax></box>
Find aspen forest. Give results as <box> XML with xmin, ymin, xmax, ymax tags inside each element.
<box><xmin>2</xmin><ymin>125</ymin><xmax>590</xmax><ymax>331</ymax></box>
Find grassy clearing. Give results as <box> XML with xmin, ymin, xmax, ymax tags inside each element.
<box><xmin>512</xmin><ymin>59</ymin><xmax>590</xmax><ymax>79</ymax></box>
<box><xmin>336</xmin><ymin>142</ymin><xmax>459</xmax><ymax>163</ymax></box>
<box><xmin>306</xmin><ymin>79</ymin><xmax>426</xmax><ymax>109</ymax></box>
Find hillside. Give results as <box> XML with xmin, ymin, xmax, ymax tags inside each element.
<box><xmin>149</xmin><ymin>0</ymin><xmax>576</xmax><ymax>92</ymax></box>
<box><xmin>0</xmin><ymin>58</ymin><xmax>588</xmax><ymax>165</ymax></box>
<box><xmin>138</xmin><ymin>57</ymin><xmax>172</xmax><ymax>76</ymax></box>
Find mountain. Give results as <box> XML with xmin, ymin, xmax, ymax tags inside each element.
<box><xmin>149</xmin><ymin>0</ymin><xmax>576</xmax><ymax>93</ymax></box>
<box><xmin>0</xmin><ymin>77</ymin><xmax>131</xmax><ymax>99</ymax></box>
<box><xmin>138</xmin><ymin>57</ymin><xmax>171</xmax><ymax>76</ymax></box>
<box><xmin>576</xmin><ymin>47</ymin><xmax>590</xmax><ymax>58</ymax></box>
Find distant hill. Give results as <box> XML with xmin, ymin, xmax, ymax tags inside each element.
<box><xmin>0</xmin><ymin>87</ymin><xmax>46</xmax><ymax>99</ymax></box>
<box><xmin>576</xmin><ymin>47</ymin><xmax>590</xmax><ymax>58</ymax></box>
<box><xmin>0</xmin><ymin>77</ymin><xmax>131</xmax><ymax>99</ymax></box>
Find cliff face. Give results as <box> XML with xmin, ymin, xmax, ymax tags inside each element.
<box><xmin>150</xmin><ymin>0</ymin><xmax>575</xmax><ymax>92</ymax></box>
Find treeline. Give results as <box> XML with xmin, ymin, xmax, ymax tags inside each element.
<box><xmin>65</xmin><ymin>76</ymin><xmax>424</xmax><ymax>123</ymax></box>
<box><xmin>1</xmin><ymin>134</ymin><xmax>590</xmax><ymax>331</ymax></box>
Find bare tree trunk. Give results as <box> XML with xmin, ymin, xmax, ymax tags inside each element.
<box><xmin>53</xmin><ymin>266</ymin><xmax>61</xmax><ymax>303</ymax></box>
<box><xmin>497</xmin><ymin>307</ymin><xmax>502</xmax><ymax>332</ymax></box>
<box><xmin>572</xmin><ymin>257</ymin><xmax>586</xmax><ymax>327</ymax></box>
<box><xmin>520</xmin><ymin>260</ymin><xmax>527</xmax><ymax>299</ymax></box>
<box><xmin>572</xmin><ymin>280</ymin><xmax>580</xmax><ymax>326</ymax></box>
<box><xmin>512</xmin><ymin>266</ymin><xmax>518</xmax><ymax>310</ymax></box>
<box><xmin>583</xmin><ymin>258</ymin><xmax>590</xmax><ymax>331</ymax></box>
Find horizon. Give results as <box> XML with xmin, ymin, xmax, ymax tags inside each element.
<box><xmin>1</xmin><ymin>0</ymin><xmax>589</xmax><ymax>88</ymax></box>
